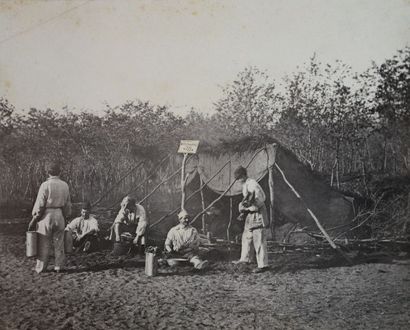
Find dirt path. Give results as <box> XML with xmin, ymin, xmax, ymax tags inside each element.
<box><xmin>0</xmin><ymin>234</ymin><xmax>409</xmax><ymax>330</ymax></box>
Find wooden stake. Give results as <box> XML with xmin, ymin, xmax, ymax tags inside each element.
<box><xmin>191</xmin><ymin>147</ymin><xmax>267</xmax><ymax>225</ymax></box>
<box><xmin>267</xmin><ymin>145</ymin><xmax>277</xmax><ymax>239</ymax></box>
<box><xmin>181</xmin><ymin>153</ymin><xmax>188</xmax><ymax>210</ymax></box>
<box><xmin>274</xmin><ymin>163</ymin><xmax>347</xmax><ymax>256</ymax></box>
<box><xmin>92</xmin><ymin>161</ymin><xmax>144</xmax><ymax>207</ymax></box>
<box><xmin>227</xmin><ymin>162</ymin><xmax>233</xmax><ymax>242</ymax></box>
<box><xmin>149</xmin><ymin>160</ymin><xmax>231</xmax><ymax>229</ymax></box>
<box><xmin>200</xmin><ymin>177</ymin><xmax>206</xmax><ymax>234</ymax></box>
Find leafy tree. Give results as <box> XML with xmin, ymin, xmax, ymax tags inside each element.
<box><xmin>373</xmin><ymin>47</ymin><xmax>410</xmax><ymax>173</ymax></box>
<box><xmin>214</xmin><ymin>67</ymin><xmax>281</xmax><ymax>137</ymax></box>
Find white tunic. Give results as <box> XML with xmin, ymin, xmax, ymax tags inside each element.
<box><xmin>66</xmin><ymin>216</ymin><xmax>99</xmax><ymax>235</ymax></box>
<box><xmin>242</xmin><ymin>178</ymin><xmax>266</xmax><ymax>206</ymax></box>
<box><xmin>32</xmin><ymin>176</ymin><xmax>71</xmax><ymax>218</ymax></box>
<box><xmin>165</xmin><ymin>224</ymin><xmax>199</xmax><ymax>252</ymax></box>
<box><xmin>114</xmin><ymin>203</ymin><xmax>148</xmax><ymax>236</ymax></box>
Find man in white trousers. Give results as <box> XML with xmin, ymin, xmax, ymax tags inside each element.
<box><xmin>233</xmin><ymin>166</ymin><xmax>270</xmax><ymax>273</ymax></box>
<box><xmin>28</xmin><ymin>162</ymin><xmax>72</xmax><ymax>273</ymax></box>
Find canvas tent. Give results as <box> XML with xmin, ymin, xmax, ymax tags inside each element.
<box><xmin>142</xmin><ymin>142</ymin><xmax>354</xmax><ymax>242</ymax></box>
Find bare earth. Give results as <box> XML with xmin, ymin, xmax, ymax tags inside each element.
<box><xmin>0</xmin><ymin>232</ymin><xmax>409</xmax><ymax>330</ymax></box>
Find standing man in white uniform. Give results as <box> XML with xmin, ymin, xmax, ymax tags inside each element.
<box><xmin>28</xmin><ymin>162</ymin><xmax>71</xmax><ymax>273</ymax></box>
<box><xmin>233</xmin><ymin>166</ymin><xmax>269</xmax><ymax>273</ymax></box>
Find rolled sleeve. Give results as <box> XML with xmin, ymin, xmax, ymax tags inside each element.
<box><xmin>114</xmin><ymin>209</ymin><xmax>128</xmax><ymax>224</ymax></box>
<box><xmin>66</xmin><ymin>218</ymin><xmax>80</xmax><ymax>232</ymax></box>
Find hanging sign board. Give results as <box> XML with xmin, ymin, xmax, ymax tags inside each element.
<box><xmin>178</xmin><ymin>140</ymin><xmax>199</xmax><ymax>154</ymax></box>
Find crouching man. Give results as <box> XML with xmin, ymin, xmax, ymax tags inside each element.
<box><xmin>65</xmin><ymin>201</ymin><xmax>99</xmax><ymax>253</ymax></box>
<box><xmin>164</xmin><ymin>210</ymin><xmax>208</xmax><ymax>270</ymax></box>
<box><xmin>111</xmin><ymin>196</ymin><xmax>147</xmax><ymax>252</ymax></box>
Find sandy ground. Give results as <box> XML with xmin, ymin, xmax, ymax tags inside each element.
<box><xmin>0</xmin><ymin>227</ymin><xmax>410</xmax><ymax>330</ymax></box>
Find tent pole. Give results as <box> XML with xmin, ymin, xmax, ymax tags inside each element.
<box><xmin>227</xmin><ymin>161</ymin><xmax>232</xmax><ymax>242</ymax></box>
<box><xmin>138</xmin><ymin>167</ymin><xmax>182</xmax><ymax>205</ymax></box>
<box><xmin>200</xmin><ymin>177</ymin><xmax>206</xmax><ymax>234</ymax></box>
<box><xmin>267</xmin><ymin>144</ymin><xmax>278</xmax><ymax>240</ymax></box>
<box><xmin>105</xmin><ymin>154</ymin><xmax>172</xmax><ymax>210</ymax></box>
<box><xmin>181</xmin><ymin>153</ymin><xmax>188</xmax><ymax>210</ymax></box>
<box><xmin>274</xmin><ymin>163</ymin><xmax>352</xmax><ymax>264</ymax></box>
<box><xmin>149</xmin><ymin>160</ymin><xmax>231</xmax><ymax>229</ymax></box>
<box><xmin>191</xmin><ymin>147</ymin><xmax>267</xmax><ymax>225</ymax></box>
<box><xmin>91</xmin><ymin>160</ymin><xmax>145</xmax><ymax>207</ymax></box>
<box><xmin>228</xmin><ymin>197</ymin><xmax>232</xmax><ymax>241</ymax></box>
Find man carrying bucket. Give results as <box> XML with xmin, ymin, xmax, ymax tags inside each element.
<box><xmin>28</xmin><ymin>161</ymin><xmax>72</xmax><ymax>273</ymax></box>
<box><xmin>164</xmin><ymin>209</ymin><xmax>208</xmax><ymax>270</ymax></box>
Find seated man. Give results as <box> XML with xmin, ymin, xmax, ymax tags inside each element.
<box><xmin>65</xmin><ymin>201</ymin><xmax>99</xmax><ymax>253</ymax></box>
<box><xmin>111</xmin><ymin>196</ymin><xmax>148</xmax><ymax>251</ymax></box>
<box><xmin>164</xmin><ymin>209</ymin><xmax>208</xmax><ymax>270</ymax></box>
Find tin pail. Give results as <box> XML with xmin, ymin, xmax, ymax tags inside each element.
<box><xmin>64</xmin><ymin>230</ymin><xmax>73</xmax><ymax>253</ymax></box>
<box><xmin>26</xmin><ymin>231</ymin><xmax>37</xmax><ymax>257</ymax></box>
<box><xmin>145</xmin><ymin>252</ymin><xmax>158</xmax><ymax>277</ymax></box>
<box><xmin>113</xmin><ymin>242</ymin><xmax>129</xmax><ymax>256</ymax></box>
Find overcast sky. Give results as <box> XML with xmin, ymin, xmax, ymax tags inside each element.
<box><xmin>0</xmin><ymin>0</ymin><xmax>409</xmax><ymax>115</ymax></box>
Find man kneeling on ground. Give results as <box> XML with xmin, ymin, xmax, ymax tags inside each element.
<box><xmin>164</xmin><ymin>209</ymin><xmax>208</xmax><ymax>270</ymax></box>
<box><xmin>66</xmin><ymin>201</ymin><xmax>99</xmax><ymax>253</ymax></box>
<box><xmin>111</xmin><ymin>196</ymin><xmax>147</xmax><ymax>253</ymax></box>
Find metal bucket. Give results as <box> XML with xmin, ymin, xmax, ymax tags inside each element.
<box><xmin>145</xmin><ymin>252</ymin><xmax>158</xmax><ymax>277</ymax></box>
<box><xmin>64</xmin><ymin>230</ymin><xmax>73</xmax><ymax>254</ymax></box>
<box><xmin>112</xmin><ymin>242</ymin><xmax>130</xmax><ymax>256</ymax></box>
<box><xmin>26</xmin><ymin>231</ymin><xmax>37</xmax><ymax>257</ymax></box>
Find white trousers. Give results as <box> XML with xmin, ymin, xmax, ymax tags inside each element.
<box><xmin>240</xmin><ymin>227</ymin><xmax>269</xmax><ymax>268</ymax></box>
<box><xmin>35</xmin><ymin>209</ymin><xmax>65</xmax><ymax>273</ymax></box>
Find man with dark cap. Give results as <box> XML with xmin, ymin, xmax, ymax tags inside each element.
<box><xmin>232</xmin><ymin>166</ymin><xmax>269</xmax><ymax>273</ymax></box>
<box><xmin>65</xmin><ymin>201</ymin><xmax>100</xmax><ymax>252</ymax></box>
<box><xmin>28</xmin><ymin>161</ymin><xmax>72</xmax><ymax>273</ymax></box>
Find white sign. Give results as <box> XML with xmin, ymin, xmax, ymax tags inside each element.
<box><xmin>178</xmin><ymin>140</ymin><xmax>199</xmax><ymax>154</ymax></box>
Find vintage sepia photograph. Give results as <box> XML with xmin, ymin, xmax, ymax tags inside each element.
<box><xmin>0</xmin><ymin>0</ymin><xmax>409</xmax><ymax>329</ymax></box>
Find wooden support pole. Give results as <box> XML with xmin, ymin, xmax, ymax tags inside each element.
<box><xmin>181</xmin><ymin>153</ymin><xmax>188</xmax><ymax>210</ymax></box>
<box><xmin>274</xmin><ymin>163</ymin><xmax>348</xmax><ymax>257</ymax></box>
<box><xmin>92</xmin><ymin>161</ymin><xmax>144</xmax><ymax>207</ymax></box>
<box><xmin>105</xmin><ymin>154</ymin><xmax>171</xmax><ymax>210</ymax></box>
<box><xmin>149</xmin><ymin>160</ymin><xmax>231</xmax><ymax>229</ymax></box>
<box><xmin>267</xmin><ymin>145</ymin><xmax>277</xmax><ymax>239</ymax></box>
<box><xmin>191</xmin><ymin>147</ymin><xmax>267</xmax><ymax>225</ymax></box>
<box><xmin>227</xmin><ymin>197</ymin><xmax>233</xmax><ymax>242</ymax></box>
<box><xmin>138</xmin><ymin>167</ymin><xmax>182</xmax><ymax>205</ymax></box>
<box><xmin>227</xmin><ymin>162</ymin><xmax>233</xmax><ymax>242</ymax></box>
<box><xmin>191</xmin><ymin>178</ymin><xmax>238</xmax><ymax>224</ymax></box>
<box><xmin>268</xmin><ymin>168</ymin><xmax>275</xmax><ymax>238</ymax></box>
<box><xmin>200</xmin><ymin>177</ymin><xmax>206</xmax><ymax>234</ymax></box>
